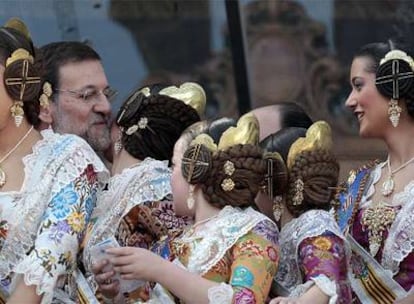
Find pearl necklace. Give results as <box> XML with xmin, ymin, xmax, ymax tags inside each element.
<box><xmin>0</xmin><ymin>126</ymin><xmax>34</xmax><ymax>188</ymax></box>
<box><xmin>382</xmin><ymin>154</ymin><xmax>414</xmax><ymax>196</ymax></box>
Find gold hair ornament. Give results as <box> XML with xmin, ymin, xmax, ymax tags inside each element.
<box><xmin>6</xmin><ymin>48</ymin><xmax>33</xmax><ymax>67</ymax></box>
<box><xmin>4</xmin><ymin>17</ymin><xmax>31</xmax><ymax>40</ymax></box>
<box><xmin>39</xmin><ymin>82</ymin><xmax>52</xmax><ymax>108</ymax></box>
<box><xmin>221</xmin><ymin>160</ymin><xmax>236</xmax><ymax>192</ymax></box>
<box><xmin>380</xmin><ymin>50</ymin><xmax>414</xmax><ymax>71</ymax></box>
<box><xmin>287</xmin><ymin>121</ymin><xmax>332</xmax><ymax>170</ymax></box>
<box><xmin>190</xmin><ymin>113</ymin><xmax>259</xmax><ymax>153</ymax></box>
<box><xmin>5</xmin><ymin>49</ymin><xmax>41</xmax><ymax>127</ymax></box>
<box><xmin>159</xmin><ymin>82</ymin><xmax>206</xmax><ymax>117</ymax></box>
<box><xmin>125</xmin><ymin>117</ymin><xmax>148</xmax><ymax>135</ymax></box>
<box><xmin>264</xmin><ymin>151</ymin><xmax>285</xmax><ymax>199</ymax></box>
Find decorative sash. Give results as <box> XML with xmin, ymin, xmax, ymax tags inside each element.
<box><xmin>335</xmin><ymin>163</ymin><xmax>374</xmax><ymax>232</ymax></box>
<box><xmin>336</xmin><ymin>162</ymin><xmax>408</xmax><ymax>303</ymax></box>
<box><xmin>347</xmin><ymin>235</ymin><xmax>407</xmax><ymax>303</ymax></box>
<box><xmin>75</xmin><ymin>269</ymin><xmax>100</xmax><ymax>304</ymax></box>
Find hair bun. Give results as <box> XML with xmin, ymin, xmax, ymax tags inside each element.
<box><xmin>4</xmin><ymin>56</ymin><xmax>42</xmax><ymax>102</ymax></box>
<box><xmin>376</xmin><ymin>58</ymin><xmax>414</xmax><ymax>100</ymax></box>
<box><xmin>182</xmin><ymin>144</ymin><xmax>212</xmax><ymax>184</ymax></box>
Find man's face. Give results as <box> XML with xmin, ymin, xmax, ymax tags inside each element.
<box><xmin>51</xmin><ymin>60</ymin><xmax>112</xmax><ymax>152</ymax></box>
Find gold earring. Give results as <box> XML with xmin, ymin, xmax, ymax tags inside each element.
<box><xmin>114</xmin><ymin>130</ymin><xmax>123</xmax><ymax>154</ymax></box>
<box><xmin>39</xmin><ymin>82</ymin><xmax>52</xmax><ymax>108</ymax></box>
<box><xmin>272</xmin><ymin>195</ymin><xmax>283</xmax><ymax>221</ymax></box>
<box><xmin>187</xmin><ymin>185</ymin><xmax>195</xmax><ymax>210</ymax></box>
<box><xmin>10</xmin><ymin>101</ymin><xmax>24</xmax><ymax>127</ymax></box>
<box><xmin>388</xmin><ymin>99</ymin><xmax>402</xmax><ymax>127</ymax></box>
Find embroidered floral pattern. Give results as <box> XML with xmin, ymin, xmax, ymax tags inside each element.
<box><xmin>0</xmin><ymin>130</ymin><xmax>107</xmax><ymax>303</ymax></box>
<box><xmin>276</xmin><ymin>210</ymin><xmax>352</xmax><ymax>303</ymax></box>
<box><xmin>149</xmin><ymin>207</ymin><xmax>279</xmax><ymax>303</ymax></box>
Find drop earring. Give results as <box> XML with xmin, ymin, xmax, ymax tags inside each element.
<box><xmin>10</xmin><ymin>101</ymin><xmax>24</xmax><ymax>127</ymax></box>
<box><xmin>187</xmin><ymin>185</ymin><xmax>195</xmax><ymax>210</ymax></box>
<box><xmin>272</xmin><ymin>195</ymin><xmax>283</xmax><ymax>222</ymax></box>
<box><xmin>114</xmin><ymin>130</ymin><xmax>123</xmax><ymax>154</ymax></box>
<box><xmin>388</xmin><ymin>99</ymin><xmax>402</xmax><ymax>127</ymax></box>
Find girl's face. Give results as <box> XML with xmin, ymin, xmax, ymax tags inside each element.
<box><xmin>170</xmin><ymin>138</ymin><xmax>193</xmax><ymax>216</ymax></box>
<box><xmin>345</xmin><ymin>56</ymin><xmax>390</xmax><ymax>138</ymax></box>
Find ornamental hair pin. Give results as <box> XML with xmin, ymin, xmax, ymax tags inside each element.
<box><xmin>221</xmin><ymin>160</ymin><xmax>235</xmax><ymax>192</ymax></box>
<box><xmin>292</xmin><ymin>179</ymin><xmax>304</xmax><ymax>205</ymax></box>
<box><xmin>125</xmin><ymin>117</ymin><xmax>148</xmax><ymax>135</ymax></box>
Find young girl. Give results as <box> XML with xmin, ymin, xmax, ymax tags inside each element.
<box><xmin>95</xmin><ymin>113</ymin><xmax>280</xmax><ymax>303</ymax></box>
<box><xmin>257</xmin><ymin>121</ymin><xmax>351</xmax><ymax>304</ymax></box>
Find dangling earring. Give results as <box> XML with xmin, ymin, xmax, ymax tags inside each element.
<box><xmin>187</xmin><ymin>185</ymin><xmax>195</xmax><ymax>210</ymax></box>
<box><xmin>10</xmin><ymin>101</ymin><xmax>24</xmax><ymax>127</ymax></box>
<box><xmin>39</xmin><ymin>81</ymin><xmax>52</xmax><ymax>109</ymax></box>
<box><xmin>388</xmin><ymin>99</ymin><xmax>402</xmax><ymax>127</ymax></box>
<box><xmin>272</xmin><ymin>195</ymin><xmax>283</xmax><ymax>222</ymax></box>
<box><xmin>114</xmin><ymin>130</ymin><xmax>123</xmax><ymax>154</ymax></box>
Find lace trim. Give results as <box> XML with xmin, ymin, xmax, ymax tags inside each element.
<box><xmin>13</xmin><ymin>255</ymin><xmax>61</xmax><ymax>304</ymax></box>
<box><xmin>180</xmin><ymin>206</ymin><xmax>276</xmax><ymax>275</ymax></box>
<box><xmin>84</xmin><ymin>158</ymin><xmax>171</xmax><ymax>274</ymax></box>
<box><xmin>207</xmin><ymin>283</ymin><xmax>234</xmax><ymax>304</ymax></box>
<box><xmin>276</xmin><ymin>210</ymin><xmax>346</xmax><ymax>291</ymax></box>
<box><xmin>0</xmin><ymin>130</ymin><xmax>108</xmax><ymax>298</ymax></box>
<box><xmin>382</xmin><ymin>182</ymin><xmax>414</xmax><ymax>274</ymax></box>
<box><xmin>289</xmin><ymin>274</ymin><xmax>338</xmax><ymax>304</ymax></box>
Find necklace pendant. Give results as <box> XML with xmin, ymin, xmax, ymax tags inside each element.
<box><xmin>0</xmin><ymin>167</ymin><xmax>6</xmax><ymax>188</ymax></box>
<box><xmin>382</xmin><ymin>176</ymin><xmax>395</xmax><ymax>197</ymax></box>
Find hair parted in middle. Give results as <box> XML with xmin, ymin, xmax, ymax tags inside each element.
<box><xmin>115</xmin><ymin>82</ymin><xmax>205</xmax><ymax>163</ymax></box>
<box><xmin>180</xmin><ymin>113</ymin><xmax>273</xmax><ymax>209</ymax></box>
<box><xmin>260</xmin><ymin>121</ymin><xmax>339</xmax><ymax>217</ymax></box>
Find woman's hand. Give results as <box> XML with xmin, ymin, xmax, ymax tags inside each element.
<box><xmin>394</xmin><ymin>294</ymin><xmax>414</xmax><ymax>304</ymax></box>
<box><xmin>270</xmin><ymin>297</ymin><xmax>303</xmax><ymax>304</ymax></box>
<box><xmin>92</xmin><ymin>259</ymin><xmax>120</xmax><ymax>299</ymax></box>
<box><xmin>107</xmin><ymin>247</ymin><xmax>163</xmax><ymax>282</ymax></box>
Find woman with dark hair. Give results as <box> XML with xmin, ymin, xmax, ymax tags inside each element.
<box><xmin>336</xmin><ymin>41</ymin><xmax>414</xmax><ymax>303</ymax></box>
<box><xmin>0</xmin><ymin>19</ymin><xmax>108</xmax><ymax>303</ymax></box>
<box><xmin>95</xmin><ymin>113</ymin><xmax>280</xmax><ymax>303</ymax></box>
<box><xmin>257</xmin><ymin>121</ymin><xmax>351</xmax><ymax>304</ymax></box>
<box><xmin>80</xmin><ymin>82</ymin><xmax>205</xmax><ymax>302</ymax></box>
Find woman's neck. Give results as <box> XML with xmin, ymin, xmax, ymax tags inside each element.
<box><xmin>111</xmin><ymin>149</ymin><xmax>142</xmax><ymax>176</ymax></box>
<box><xmin>279</xmin><ymin>204</ymin><xmax>294</xmax><ymax>229</ymax></box>
<box><xmin>0</xmin><ymin>120</ymin><xmax>39</xmax><ymax>156</ymax></box>
<box><xmin>383</xmin><ymin>116</ymin><xmax>414</xmax><ymax>166</ymax></box>
<box><xmin>193</xmin><ymin>189</ymin><xmax>221</xmax><ymax>225</ymax></box>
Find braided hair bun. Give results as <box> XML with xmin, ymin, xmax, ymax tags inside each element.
<box><xmin>286</xmin><ymin>149</ymin><xmax>339</xmax><ymax>217</ymax></box>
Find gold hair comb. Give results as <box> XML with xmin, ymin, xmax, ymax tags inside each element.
<box><xmin>4</xmin><ymin>17</ymin><xmax>31</xmax><ymax>39</ymax></box>
<box><xmin>159</xmin><ymin>82</ymin><xmax>206</xmax><ymax>117</ymax></box>
<box><xmin>287</xmin><ymin>121</ymin><xmax>332</xmax><ymax>169</ymax></box>
<box><xmin>380</xmin><ymin>50</ymin><xmax>414</xmax><ymax>71</ymax></box>
<box><xmin>190</xmin><ymin>112</ymin><xmax>260</xmax><ymax>152</ymax></box>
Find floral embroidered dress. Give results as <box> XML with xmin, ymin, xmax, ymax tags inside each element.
<box><xmin>274</xmin><ymin>209</ymin><xmax>352</xmax><ymax>304</ymax></box>
<box><xmin>0</xmin><ymin>129</ymin><xmax>108</xmax><ymax>304</ymax></box>
<box><xmin>148</xmin><ymin>206</ymin><xmax>280</xmax><ymax>304</ymax></box>
<box><xmin>344</xmin><ymin>162</ymin><xmax>414</xmax><ymax>302</ymax></box>
<box><xmin>80</xmin><ymin>158</ymin><xmax>191</xmax><ymax>299</ymax></box>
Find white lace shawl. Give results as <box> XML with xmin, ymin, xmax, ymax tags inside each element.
<box><xmin>276</xmin><ymin>209</ymin><xmax>346</xmax><ymax>301</ymax></box>
<box><xmin>359</xmin><ymin>162</ymin><xmax>414</xmax><ymax>275</ymax></box>
<box><xmin>178</xmin><ymin>206</ymin><xmax>275</xmax><ymax>276</ymax></box>
<box><xmin>83</xmin><ymin>158</ymin><xmax>172</xmax><ymax>275</ymax></box>
<box><xmin>0</xmin><ymin>129</ymin><xmax>108</xmax><ymax>302</ymax></box>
